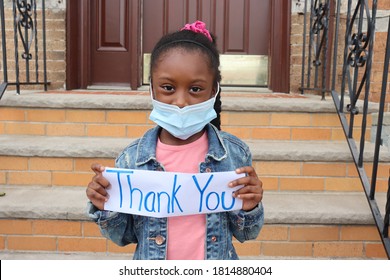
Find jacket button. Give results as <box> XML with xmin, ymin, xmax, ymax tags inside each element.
<box><xmin>205</xmin><ymin>168</ymin><xmax>212</xmax><ymax>173</ymax></box>
<box><xmin>211</xmin><ymin>236</ymin><xmax>217</xmax><ymax>242</ymax></box>
<box><xmin>155</xmin><ymin>235</ymin><xmax>166</xmax><ymax>245</ymax></box>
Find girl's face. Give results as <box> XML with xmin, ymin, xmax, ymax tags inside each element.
<box><xmin>151</xmin><ymin>48</ymin><xmax>216</xmax><ymax>107</ymax></box>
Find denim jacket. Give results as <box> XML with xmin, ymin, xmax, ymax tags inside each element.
<box><xmin>87</xmin><ymin>124</ymin><xmax>264</xmax><ymax>260</ymax></box>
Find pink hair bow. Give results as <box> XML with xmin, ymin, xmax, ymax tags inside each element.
<box><xmin>181</xmin><ymin>20</ymin><xmax>212</xmax><ymax>42</ymax></box>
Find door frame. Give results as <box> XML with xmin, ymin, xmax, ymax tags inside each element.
<box><xmin>66</xmin><ymin>0</ymin><xmax>89</xmax><ymax>89</ymax></box>
<box><xmin>66</xmin><ymin>0</ymin><xmax>290</xmax><ymax>92</ymax></box>
<box><xmin>269</xmin><ymin>0</ymin><xmax>291</xmax><ymax>93</ymax></box>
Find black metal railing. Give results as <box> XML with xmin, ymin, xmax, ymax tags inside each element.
<box><xmin>300</xmin><ymin>0</ymin><xmax>390</xmax><ymax>259</ymax></box>
<box><xmin>0</xmin><ymin>0</ymin><xmax>49</xmax><ymax>99</ymax></box>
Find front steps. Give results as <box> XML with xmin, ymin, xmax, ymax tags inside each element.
<box><xmin>0</xmin><ymin>90</ymin><xmax>388</xmax><ymax>259</ymax></box>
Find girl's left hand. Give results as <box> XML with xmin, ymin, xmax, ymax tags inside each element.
<box><xmin>229</xmin><ymin>166</ymin><xmax>263</xmax><ymax>211</ymax></box>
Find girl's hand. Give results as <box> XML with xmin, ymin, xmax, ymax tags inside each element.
<box><xmin>86</xmin><ymin>163</ymin><xmax>111</xmax><ymax>210</ymax></box>
<box><xmin>229</xmin><ymin>166</ymin><xmax>263</xmax><ymax>211</ymax></box>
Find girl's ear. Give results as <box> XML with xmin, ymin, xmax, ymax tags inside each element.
<box><xmin>211</xmin><ymin>86</ymin><xmax>216</xmax><ymax>97</ymax></box>
<box><xmin>149</xmin><ymin>79</ymin><xmax>155</xmax><ymax>98</ymax></box>
<box><xmin>212</xmin><ymin>82</ymin><xmax>220</xmax><ymax>97</ymax></box>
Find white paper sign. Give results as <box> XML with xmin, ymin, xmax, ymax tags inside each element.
<box><xmin>103</xmin><ymin>167</ymin><xmax>245</xmax><ymax>218</ymax></box>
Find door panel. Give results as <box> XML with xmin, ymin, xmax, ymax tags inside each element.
<box><xmin>90</xmin><ymin>0</ymin><xmax>132</xmax><ymax>87</ymax></box>
<box><xmin>142</xmin><ymin>0</ymin><xmax>270</xmax><ymax>86</ymax></box>
<box><xmin>97</xmin><ymin>1</ymin><xmax>127</xmax><ymax>51</ymax></box>
<box><xmin>226</xmin><ymin>0</ymin><xmax>247</xmax><ymax>52</ymax></box>
<box><xmin>249</xmin><ymin>0</ymin><xmax>269</xmax><ymax>55</ymax></box>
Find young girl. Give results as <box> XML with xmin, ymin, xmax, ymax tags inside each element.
<box><xmin>86</xmin><ymin>21</ymin><xmax>264</xmax><ymax>260</ymax></box>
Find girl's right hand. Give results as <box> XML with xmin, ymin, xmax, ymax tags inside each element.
<box><xmin>86</xmin><ymin>163</ymin><xmax>111</xmax><ymax>210</ymax></box>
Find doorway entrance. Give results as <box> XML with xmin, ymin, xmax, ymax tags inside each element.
<box><xmin>66</xmin><ymin>0</ymin><xmax>290</xmax><ymax>92</ymax></box>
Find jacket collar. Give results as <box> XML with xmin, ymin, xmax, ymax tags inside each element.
<box><xmin>135</xmin><ymin>124</ymin><xmax>227</xmax><ymax>166</ymax></box>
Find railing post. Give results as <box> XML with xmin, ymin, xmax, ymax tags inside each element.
<box><xmin>320</xmin><ymin>0</ymin><xmax>330</xmax><ymax>100</ymax></box>
<box><xmin>0</xmin><ymin>0</ymin><xmax>8</xmax><ymax>83</ymax></box>
<box><xmin>385</xmin><ymin>172</ymin><xmax>389</xmax><ymax>238</ymax></box>
<box><xmin>331</xmin><ymin>0</ymin><xmax>341</xmax><ymax>92</ymax></box>
<box><xmin>12</xmin><ymin>0</ymin><xmax>20</xmax><ymax>94</ymax></box>
<box><xmin>0</xmin><ymin>0</ymin><xmax>7</xmax><ymax>99</ymax></box>
<box><xmin>371</xmin><ymin>12</ymin><xmax>390</xmax><ymax>200</ymax></box>
<box><xmin>300</xmin><ymin>0</ymin><xmax>331</xmax><ymax>99</ymax></box>
<box><xmin>300</xmin><ymin>0</ymin><xmax>308</xmax><ymax>95</ymax></box>
<box><xmin>42</xmin><ymin>0</ymin><xmax>47</xmax><ymax>91</ymax></box>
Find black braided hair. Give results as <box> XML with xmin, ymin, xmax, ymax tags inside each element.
<box><xmin>150</xmin><ymin>29</ymin><xmax>222</xmax><ymax>130</ymax></box>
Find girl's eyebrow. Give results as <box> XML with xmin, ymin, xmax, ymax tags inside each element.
<box><xmin>155</xmin><ymin>76</ymin><xmax>174</xmax><ymax>81</ymax></box>
<box><xmin>191</xmin><ymin>79</ymin><xmax>208</xmax><ymax>84</ymax></box>
<box><xmin>156</xmin><ymin>77</ymin><xmax>208</xmax><ymax>85</ymax></box>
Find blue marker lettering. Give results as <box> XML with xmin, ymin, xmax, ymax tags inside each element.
<box><xmin>144</xmin><ymin>191</ymin><xmax>156</xmax><ymax>212</ymax></box>
<box><xmin>106</xmin><ymin>169</ymin><xmax>134</xmax><ymax>208</ymax></box>
<box><xmin>192</xmin><ymin>174</ymin><xmax>214</xmax><ymax>212</ymax></box>
<box><xmin>126</xmin><ymin>173</ymin><xmax>143</xmax><ymax>211</ymax></box>
<box><xmin>221</xmin><ymin>192</ymin><xmax>236</xmax><ymax>210</ymax></box>
<box><xmin>205</xmin><ymin>192</ymin><xmax>220</xmax><ymax>211</ymax></box>
<box><xmin>158</xmin><ymin>192</ymin><xmax>171</xmax><ymax>213</ymax></box>
<box><xmin>171</xmin><ymin>175</ymin><xmax>183</xmax><ymax>213</ymax></box>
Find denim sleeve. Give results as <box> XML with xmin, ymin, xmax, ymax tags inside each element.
<box><xmin>227</xmin><ymin>202</ymin><xmax>264</xmax><ymax>243</ymax></box>
<box><xmin>86</xmin><ymin>201</ymin><xmax>137</xmax><ymax>246</ymax></box>
<box><xmin>226</xmin><ymin>141</ymin><xmax>264</xmax><ymax>242</ymax></box>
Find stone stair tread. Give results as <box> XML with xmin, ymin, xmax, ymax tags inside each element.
<box><xmin>1</xmin><ymin>90</ymin><xmax>380</xmax><ymax>113</ymax></box>
<box><xmin>0</xmin><ymin>185</ymin><xmax>385</xmax><ymax>225</ymax></box>
<box><xmin>0</xmin><ymin>134</ymin><xmax>389</xmax><ymax>162</ymax></box>
<box><xmin>0</xmin><ymin>135</ymin><xmax>129</xmax><ymax>159</ymax></box>
<box><xmin>0</xmin><ymin>91</ymin><xmax>337</xmax><ymax>112</ymax></box>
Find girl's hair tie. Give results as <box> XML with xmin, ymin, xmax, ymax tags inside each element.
<box><xmin>180</xmin><ymin>20</ymin><xmax>213</xmax><ymax>42</ymax></box>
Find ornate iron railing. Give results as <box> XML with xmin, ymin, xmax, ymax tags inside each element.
<box><xmin>0</xmin><ymin>0</ymin><xmax>49</xmax><ymax>99</ymax></box>
<box><xmin>301</xmin><ymin>0</ymin><xmax>390</xmax><ymax>259</ymax></box>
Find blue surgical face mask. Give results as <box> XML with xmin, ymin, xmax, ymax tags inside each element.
<box><xmin>149</xmin><ymin>83</ymin><xmax>220</xmax><ymax>140</ymax></box>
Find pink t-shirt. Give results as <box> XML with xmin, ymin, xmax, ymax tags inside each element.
<box><xmin>156</xmin><ymin>132</ymin><xmax>208</xmax><ymax>260</ymax></box>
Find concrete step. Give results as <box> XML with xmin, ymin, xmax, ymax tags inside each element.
<box><xmin>1</xmin><ymin>134</ymin><xmax>389</xmax><ymax>162</ymax></box>
<box><xmin>0</xmin><ymin>91</ymin><xmax>376</xmax><ymax>141</ymax></box>
<box><xmin>1</xmin><ymin>135</ymin><xmax>389</xmax><ymax>192</ymax></box>
<box><xmin>0</xmin><ymin>90</ymin><xmax>337</xmax><ymax>112</ymax></box>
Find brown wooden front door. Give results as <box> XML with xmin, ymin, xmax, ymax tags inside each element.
<box><xmin>66</xmin><ymin>0</ymin><xmax>290</xmax><ymax>92</ymax></box>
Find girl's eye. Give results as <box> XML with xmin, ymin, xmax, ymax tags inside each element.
<box><xmin>190</xmin><ymin>87</ymin><xmax>202</xmax><ymax>93</ymax></box>
<box><xmin>161</xmin><ymin>85</ymin><xmax>174</xmax><ymax>92</ymax></box>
